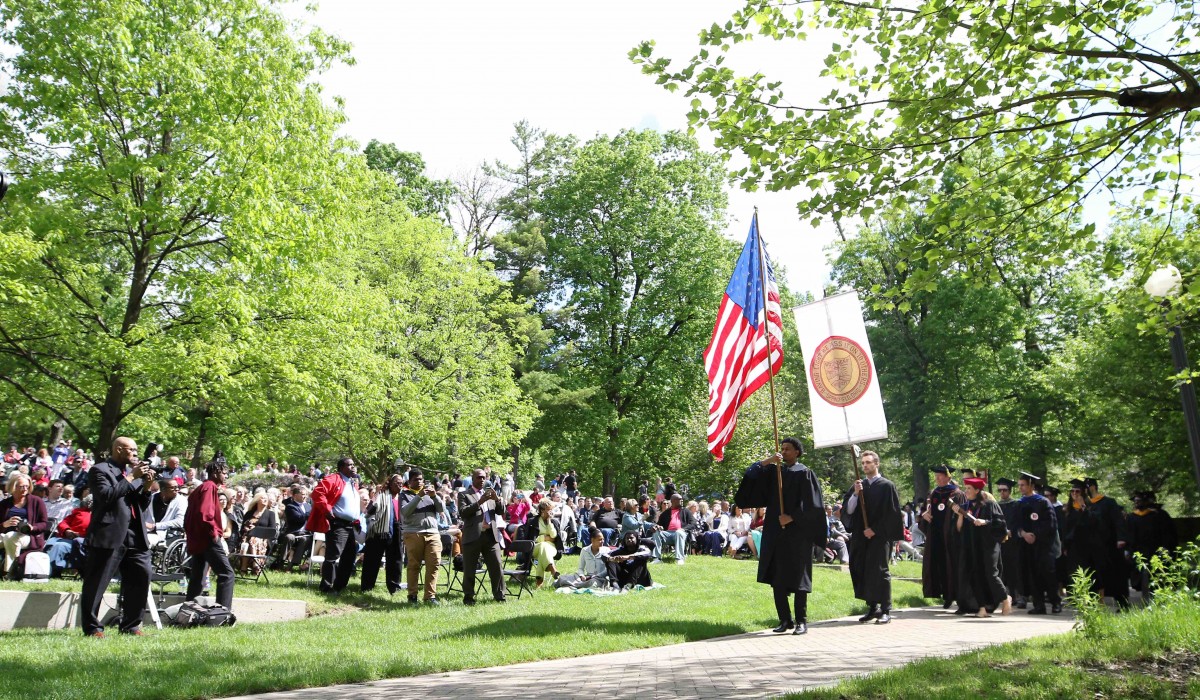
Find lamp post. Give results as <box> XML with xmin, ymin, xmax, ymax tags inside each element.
<box><xmin>1144</xmin><ymin>264</ymin><xmax>1200</xmax><ymax>494</ymax></box>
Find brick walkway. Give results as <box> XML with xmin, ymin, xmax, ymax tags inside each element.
<box><xmin>226</xmin><ymin>606</ymin><xmax>1074</xmax><ymax>700</ymax></box>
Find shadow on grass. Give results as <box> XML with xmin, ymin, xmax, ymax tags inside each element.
<box><xmin>444</xmin><ymin>613</ymin><xmax>745</xmax><ymax>642</ymax></box>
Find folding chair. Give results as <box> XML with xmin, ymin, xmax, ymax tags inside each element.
<box><xmin>502</xmin><ymin>540</ymin><xmax>536</xmax><ymax>599</ymax></box>
<box><xmin>231</xmin><ymin>525</ymin><xmax>276</xmax><ymax>584</ymax></box>
<box><xmin>305</xmin><ymin>532</ymin><xmax>326</xmax><ymax>587</ymax></box>
<box><xmin>445</xmin><ymin>555</ymin><xmax>487</xmax><ymax>597</ymax></box>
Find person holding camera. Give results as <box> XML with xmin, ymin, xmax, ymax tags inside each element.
<box><xmin>457</xmin><ymin>468</ymin><xmax>507</xmax><ymax>604</ymax></box>
<box><xmin>80</xmin><ymin>437</ymin><xmax>156</xmax><ymax>637</ymax></box>
<box><xmin>1</xmin><ymin>472</ymin><xmax>49</xmax><ymax>578</ymax></box>
<box><xmin>401</xmin><ymin>467</ymin><xmax>445</xmax><ymax>604</ymax></box>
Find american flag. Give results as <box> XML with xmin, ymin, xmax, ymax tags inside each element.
<box><xmin>704</xmin><ymin>216</ymin><xmax>784</xmax><ymax>460</ymax></box>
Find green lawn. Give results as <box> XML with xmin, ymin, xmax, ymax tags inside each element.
<box><xmin>0</xmin><ymin>555</ymin><xmax>932</xmax><ymax>700</ymax></box>
<box><xmin>788</xmin><ymin>596</ymin><xmax>1200</xmax><ymax>700</ymax></box>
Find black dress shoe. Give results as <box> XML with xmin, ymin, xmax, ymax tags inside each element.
<box><xmin>772</xmin><ymin>621</ymin><xmax>795</xmax><ymax>633</ymax></box>
<box><xmin>943</xmin><ymin>600</ymin><xmax>953</xmax><ymax>609</ymax></box>
<box><xmin>792</xmin><ymin>622</ymin><xmax>808</xmax><ymax>635</ymax></box>
<box><xmin>952</xmin><ymin>608</ymin><xmax>970</xmax><ymax>616</ymax></box>
<box><xmin>1051</xmin><ymin>603</ymin><xmax>1064</xmax><ymax>614</ymax></box>
<box><xmin>858</xmin><ymin>609</ymin><xmax>880</xmax><ymax>623</ymax></box>
<box><xmin>1028</xmin><ymin>607</ymin><xmax>1047</xmax><ymax>615</ymax></box>
<box><xmin>875</xmin><ymin>613</ymin><xmax>891</xmax><ymax>624</ymax></box>
<box><xmin>1015</xmin><ymin>598</ymin><xmax>1027</xmax><ymax>609</ymax></box>
<box><xmin>463</xmin><ymin>598</ymin><xmax>476</xmax><ymax>606</ymax></box>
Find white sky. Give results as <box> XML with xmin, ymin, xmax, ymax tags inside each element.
<box><xmin>299</xmin><ymin>0</ymin><xmax>841</xmax><ymax>297</ymax></box>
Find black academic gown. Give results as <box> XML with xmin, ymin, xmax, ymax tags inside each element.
<box><xmin>1058</xmin><ymin>502</ymin><xmax>1086</xmax><ymax>588</ymax></box>
<box><xmin>736</xmin><ymin>461</ymin><xmax>826</xmax><ymax>593</ymax></box>
<box><xmin>956</xmin><ymin>497</ymin><xmax>1009</xmax><ymax>611</ymax></box>
<box><xmin>841</xmin><ymin>476</ymin><xmax>903</xmax><ymax>606</ymax></box>
<box><xmin>1126</xmin><ymin>506</ymin><xmax>1178</xmax><ymax>562</ymax></box>
<box><xmin>1084</xmin><ymin>495</ymin><xmax>1129</xmax><ymax>599</ymax></box>
<box><xmin>997</xmin><ymin>498</ymin><xmax>1023</xmax><ymax>598</ymax></box>
<box><xmin>922</xmin><ymin>483</ymin><xmax>967</xmax><ymax>601</ymax></box>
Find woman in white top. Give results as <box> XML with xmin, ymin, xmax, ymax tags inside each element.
<box><xmin>556</xmin><ymin>526</ymin><xmax>610</xmax><ymax>589</ymax></box>
<box><xmin>726</xmin><ymin>505</ymin><xmax>753</xmax><ymax>557</ymax></box>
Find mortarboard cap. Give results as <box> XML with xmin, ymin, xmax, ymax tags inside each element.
<box><xmin>931</xmin><ymin>464</ymin><xmax>955</xmax><ymax>475</ymax></box>
<box><xmin>1018</xmin><ymin>471</ymin><xmax>1042</xmax><ymax>484</ymax></box>
<box><xmin>995</xmin><ymin>478</ymin><xmax>1016</xmax><ymax>489</ymax></box>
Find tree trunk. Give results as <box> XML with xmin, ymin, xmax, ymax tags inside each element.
<box><xmin>510</xmin><ymin>443</ymin><xmax>520</xmax><ymax>486</ymax></box>
<box><xmin>97</xmin><ymin>376</ymin><xmax>126</xmax><ymax>455</ymax></box>
<box><xmin>190</xmin><ymin>411</ymin><xmax>209</xmax><ymax>470</ymax></box>
<box><xmin>378</xmin><ymin>408</ymin><xmax>394</xmax><ymax>478</ymax></box>
<box><xmin>910</xmin><ymin>416</ymin><xmax>930</xmax><ymax>500</ymax></box>
<box><xmin>49</xmin><ymin>418</ymin><xmax>66</xmax><ymax>448</ymax></box>
<box><xmin>603</xmin><ymin>425</ymin><xmax>618</xmax><ymax>496</ymax></box>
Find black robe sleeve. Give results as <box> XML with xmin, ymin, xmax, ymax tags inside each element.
<box><xmin>734</xmin><ymin>462</ymin><xmax>771</xmax><ymax>509</ymax></box>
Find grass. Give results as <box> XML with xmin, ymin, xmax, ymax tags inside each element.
<box><xmin>787</xmin><ymin>596</ymin><xmax>1200</xmax><ymax>700</ymax></box>
<box><xmin>0</xmin><ymin>555</ymin><xmax>932</xmax><ymax>700</ymax></box>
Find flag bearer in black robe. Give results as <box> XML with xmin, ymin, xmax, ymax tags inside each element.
<box><xmin>1081</xmin><ymin>476</ymin><xmax>1130</xmax><ymax>608</ymax></box>
<box><xmin>1126</xmin><ymin>489</ymin><xmax>1178</xmax><ymax>602</ymax></box>
<box><xmin>841</xmin><ymin>450</ymin><xmax>903</xmax><ymax>625</ymax></box>
<box><xmin>735</xmin><ymin>437</ymin><xmax>827</xmax><ymax>635</ymax></box>
<box><xmin>921</xmin><ymin>465</ymin><xmax>967</xmax><ymax>610</ymax></box>
<box><xmin>1015</xmin><ymin>471</ymin><xmax>1061</xmax><ymax>615</ymax></box>
<box><xmin>995</xmin><ymin>477</ymin><xmax>1025</xmax><ymax>608</ymax></box>
<box><xmin>951</xmin><ymin>477</ymin><xmax>1011</xmax><ymax>617</ymax></box>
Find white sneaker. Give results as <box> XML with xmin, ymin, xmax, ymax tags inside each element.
<box><xmin>675</xmin><ymin>559</ymin><xmax>684</xmax><ymax>565</ymax></box>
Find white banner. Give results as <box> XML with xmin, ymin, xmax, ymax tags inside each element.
<box><xmin>793</xmin><ymin>291</ymin><xmax>888</xmax><ymax>449</ymax></box>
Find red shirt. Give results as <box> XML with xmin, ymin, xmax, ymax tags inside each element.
<box><xmin>184</xmin><ymin>480</ymin><xmax>224</xmax><ymax>555</ymax></box>
<box><xmin>56</xmin><ymin>508</ymin><xmax>91</xmax><ymax>537</ymax></box>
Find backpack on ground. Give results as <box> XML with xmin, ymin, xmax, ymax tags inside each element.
<box><xmin>21</xmin><ymin>551</ymin><xmax>50</xmax><ymax>582</ymax></box>
<box><xmin>169</xmin><ymin>601</ymin><xmax>237</xmax><ymax>628</ymax></box>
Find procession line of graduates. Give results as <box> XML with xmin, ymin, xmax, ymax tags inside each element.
<box><xmin>922</xmin><ymin>466</ymin><xmax>1179</xmax><ymax>617</ymax></box>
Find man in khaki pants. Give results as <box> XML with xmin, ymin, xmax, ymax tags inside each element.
<box><xmin>401</xmin><ymin>468</ymin><xmax>445</xmax><ymax>605</ymax></box>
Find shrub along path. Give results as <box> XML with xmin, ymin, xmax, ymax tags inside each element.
<box><xmin>225</xmin><ymin>606</ymin><xmax>1075</xmax><ymax>700</ymax></box>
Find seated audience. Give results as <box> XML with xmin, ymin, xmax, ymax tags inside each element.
<box><xmin>556</xmin><ymin>526</ymin><xmax>610</xmax><ymax>589</ymax></box>
<box><xmin>725</xmin><ymin>505</ymin><xmax>753</xmax><ymax>558</ymax></box>
<box><xmin>604</xmin><ymin>531</ymin><xmax>653</xmax><ymax>589</ymax></box>
<box><xmin>653</xmin><ymin>493</ymin><xmax>695</xmax><ymax>564</ymax></box>
<box><xmin>1</xmin><ymin>473</ymin><xmax>48</xmax><ymax>578</ymax></box>
<box><xmin>237</xmin><ymin>492</ymin><xmax>279</xmax><ymax>574</ymax></box>
<box><xmin>44</xmin><ymin>494</ymin><xmax>93</xmax><ymax>576</ymax></box>
<box><xmin>530</xmin><ymin>499</ymin><xmax>561</xmax><ymax>588</ymax></box>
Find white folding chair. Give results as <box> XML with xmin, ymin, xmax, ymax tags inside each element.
<box><xmin>305</xmin><ymin>532</ymin><xmax>326</xmax><ymax>587</ymax></box>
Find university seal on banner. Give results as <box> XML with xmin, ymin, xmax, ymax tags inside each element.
<box><xmin>809</xmin><ymin>335</ymin><xmax>873</xmax><ymax>407</ymax></box>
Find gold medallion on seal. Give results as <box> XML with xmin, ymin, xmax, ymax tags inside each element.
<box><xmin>809</xmin><ymin>335</ymin><xmax>872</xmax><ymax>407</ymax></box>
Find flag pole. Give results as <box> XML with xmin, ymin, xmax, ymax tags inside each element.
<box><xmin>754</xmin><ymin>209</ymin><xmax>786</xmax><ymax>521</ymax></box>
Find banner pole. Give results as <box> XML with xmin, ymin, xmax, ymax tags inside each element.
<box><xmin>849</xmin><ymin>445</ymin><xmax>870</xmax><ymax>530</ymax></box>
<box><xmin>754</xmin><ymin>209</ymin><xmax>786</xmax><ymax>521</ymax></box>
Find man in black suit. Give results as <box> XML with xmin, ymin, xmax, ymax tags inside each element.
<box><xmin>79</xmin><ymin>437</ymin><xmax>155</xmax><ymax>637</ymax></box>
<box><xmin>457</xmin><ymin>468</ymin><xmax>507</xmax><ymax>605</ymax></box>
<box><xmin>280</xmin><ymin>485</ymin><xmax>312</xmax><ymax>568</ymax></box>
